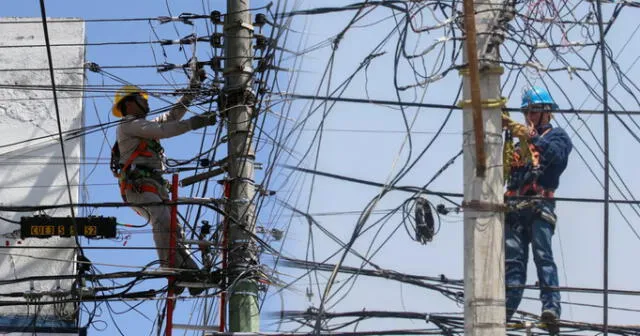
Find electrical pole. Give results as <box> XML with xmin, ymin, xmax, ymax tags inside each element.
<box><xmin>224</xmin><ymin>0</ymin><xmax>260</xmax><ymax>332</ymax></box>
<box><xmin>460</xmin><ymin>0</ymin><xmax>511</xmax><ymax>333</ymax></box>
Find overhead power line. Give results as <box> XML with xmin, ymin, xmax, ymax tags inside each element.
<box><xmin>278</xmin><ymin>92</ymin><xmax>640</xmax><ymax>115</ymax></box>
<box><xmin>283</xmin><ymin>164</ymin><xmax>640</xmax><ymax>206</ymax></box>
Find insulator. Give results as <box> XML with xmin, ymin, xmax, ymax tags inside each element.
<box><xmin>210</xmin><ymin>10</ymin><xmax>222</xmax><ymax>24</ymax></box>
<box><xmin>210</xmin><ymin>33</ymin><xmax>223</xmax><ymax>48</ymax></box>
<box><xmin>254</xmin><ymin>13</ymin><xmax>267</xmax><ymax>27</ymax></box>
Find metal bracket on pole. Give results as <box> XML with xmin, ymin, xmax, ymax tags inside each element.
<box><xmin>462</xmin><ymin>200</ymin><xmax>508</xmax><ymax>213</ymax></box>
<box><xmin>178</xmin><ymin>197</ymin><xmax>224</xmax><ymax>205</ymax></box>
<box><xmin>174</xmin><ymin>324</ymin><xmax>222</xmax><ymax>332</ymax></box>
<box><xmin>180</xmin><ymin>167</ymin><xmax>227</xmax><ymax>187</ymax></box>
<box><xmin>224</xmin><ymin>21</ymin><xmax>254</xmax><ymax>32</ymax></box>
<box><xmin>223</xmin><ymin>65</ymin><xmax>254</xmax><ymax>76</ymax></box>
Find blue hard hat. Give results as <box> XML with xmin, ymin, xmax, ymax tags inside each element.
<box><xmin>521</xmin><ymin>86</ymin><xmax>558</xmax><ymax>110</ymax></box>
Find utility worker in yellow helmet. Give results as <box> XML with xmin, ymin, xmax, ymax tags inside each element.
<box><xmin>110</xmin><ymin>68</ymin><xmax>215</xmax><ymax>296</ymax></box>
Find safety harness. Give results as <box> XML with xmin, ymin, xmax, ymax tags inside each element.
<box><xmin>505</xmin><ymin>128</ymin><xmax>554</xmax><ymax>199</ymax></box>
<box><xmin>110</xmin><ymin>139</ymin><xmax>166</xmax><ymax>202</ymax></box>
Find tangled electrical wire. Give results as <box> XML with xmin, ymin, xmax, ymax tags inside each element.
<box><xmin>401</xmin><ymin>195</ymin><xmax>440</xmax><ymax>245</ymax></box>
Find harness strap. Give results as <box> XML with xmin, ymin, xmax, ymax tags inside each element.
<box><xmin>506</xmin><ymin>127</ymin><xmax>555</xmax><ymax>199</ymax></box>
<box><xmin>118</xmin><ymin>140</ymin><xmax>162</xmax><ymax>202</ymax></box>
<box><xmin>121</xmin><ymin>141</ymin><xmax>153</xmax><ymax>174</ymax></box>
<box><xmin>505</xmin><ymin>186</ymin><xmax>555</xmax><ymax>198</ymax></box>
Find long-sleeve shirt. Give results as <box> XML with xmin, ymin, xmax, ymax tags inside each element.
<box><xmin>529</xmin><ymin>125</ymin><xmax>573</xmax><ymax>190</ymax></box>
<box><xmin>507</xmin><ymin>124</ymin><xmax>573</xmax><ymax>192</ymax></box>
<box><xmin>116</xmin><ymin>95</ymin><xmax>194</xmax><ymax>171</ymax></box>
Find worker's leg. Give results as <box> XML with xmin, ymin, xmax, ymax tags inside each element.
<box><xmin>126</xmin><ymin>190</ymin><xmax>198</xmax><ymax>270</ymax></box>
<box><xmin>531</xmin><ymin>203</ymin><xmax>560</xmax><ymax>319</ymax></box>
<box><xmin>505</xmin><ymin>211</ymin><xmax>531</xmax><ymax>321</ymax></box>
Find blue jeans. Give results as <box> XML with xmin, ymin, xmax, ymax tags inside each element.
<box><xmin>505</xmin><ymin>202</ymin><xmax>561</xmax><ymax>321</ymax></box>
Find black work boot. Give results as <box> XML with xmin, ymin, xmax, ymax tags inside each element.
<box><xmin>540</xmin><ymin>310</ymin><xmax>559</xmax><ymax>334</ymax></box>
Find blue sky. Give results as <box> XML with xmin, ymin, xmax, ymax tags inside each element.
<box><xmin>3</xmin><ymin>0</ymin><xmax>640</xmax><ymax>335</ymax></box>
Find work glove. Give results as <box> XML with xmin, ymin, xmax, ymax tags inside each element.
<box><xmin>188</xmin><ymin>112</ymin><xmax>216</xmax><ymax>130</ymax></box>
<box><xmin>189</xmin><ymin>67</ymin><xmax>207</xmax><ymax>89</ymax></box>
<box><xmin>502</xmin><ymin>114</ymin><xmax>530</xmax><ymax>139</ymax></box>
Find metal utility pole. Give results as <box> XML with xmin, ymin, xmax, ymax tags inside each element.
<box><xmin>224</xmin><ymin>0</ymin><xmax>260</xmax><ymax>332</ymax></box>
<box><xmin>460</xmin><ymin>0</ymin><xmax>511</xmax><ymax>333</ymax></box>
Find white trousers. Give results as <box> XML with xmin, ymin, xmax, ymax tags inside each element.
<box><xmin>125</xmin><ymin>183</ymin><xmax>198</xmax><ymax>270</ymax></box>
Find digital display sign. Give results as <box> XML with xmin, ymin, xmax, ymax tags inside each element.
<box><xmin>20</xmin><ymin>216</ymin><xmax>117</xmax><ymax>239</ymax></box>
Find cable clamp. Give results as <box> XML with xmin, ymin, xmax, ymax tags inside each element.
<box><xmin>458</xmin><ymin>66</ymin><xmax>504</xmax><ymax>76</ymax></box>
<box><xmin>462</xmin><ymin>200</ymin><xmax>508</xmax><ymax>212</ymax></box>
<box><xmin>457</xmin><ymin>96</ymin><xmax>508</xmax><ymax>109</ymax></box>
<box><xmin>224</xmin><ymin>21</ymin><xmax>254</xmax><ymax>32</ymax></box>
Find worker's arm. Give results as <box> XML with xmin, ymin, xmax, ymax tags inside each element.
<box><xmin>531</xmin><ymin>128</ymin><xmax>573</xmax><ymax>168</ymax></box>
<box><xmin>152</xmin><ymin>93</ymin><xmax>195</xmax><ymax>124</ymax></box>
<box><xmin>123</xmin><ymin>110</ymin><xmax>216</xmax><ymax>139</ymax></box>
<box><xmin>122</xmin><ymin>118</ymin><xmax>192</xmax><ymax>140</ymax></box>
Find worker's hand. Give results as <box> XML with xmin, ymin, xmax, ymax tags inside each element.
<box><xmin>188</xmin><ymin>112</ymin><xmax>216</xmax><ymax>130</ymax></box>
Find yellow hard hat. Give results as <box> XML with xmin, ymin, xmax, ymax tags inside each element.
<box><xmin>112</xmin><ymin>85</ymin><xmax>149</xmax><ymax>118</ymax></box>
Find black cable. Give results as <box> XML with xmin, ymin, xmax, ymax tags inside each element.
<box><xmin>595</xmin><ymin>0</ymin><xmax>611</xmax><ymax>331</ymax></box>
<box><xmin>38</xmin><ymin>5</ymin><xmax>88</xmax><ymax>319</ymax></box>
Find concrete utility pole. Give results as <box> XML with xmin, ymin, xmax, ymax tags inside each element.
<box><xmin>224</xmin><ymin>0</ymin><xmax>260</xmax><ymax>332</ymax></box>
<box><xmin>460</xmin><ymin>0</ymin><xmax>512</xmax><ymax>333</ymax></box>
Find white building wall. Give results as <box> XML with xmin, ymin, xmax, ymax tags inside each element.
<box><xmin>0</xmin><ymin>17</ymin><xmax>85</xmax><ymax>326</ymax></box>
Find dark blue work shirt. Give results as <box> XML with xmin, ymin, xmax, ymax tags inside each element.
<box><xmin>508</xmin><ymin>124</ymin><xmax>573</xmax><ymax>192</ymax></box>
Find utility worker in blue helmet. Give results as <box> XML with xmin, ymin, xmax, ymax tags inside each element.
<box><xmin>110</xmin><ymin>67</ymin><xmax>215</xmax><ymax>296</ymax></box>
<box><xmin>502</xmin><ymin>86</ymin><xmax>572</xmax><ymax>330</ymax></box>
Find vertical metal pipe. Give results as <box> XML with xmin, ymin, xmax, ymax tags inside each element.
<box><xmin>595</xmin><ymin>1</ymin><xmax>610</xmax><ymax>334</ymax></box>
<box><xmin>166</xmin><ymin>174</ymin><xmax>179</xmax><ymax>336</ymax></box>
